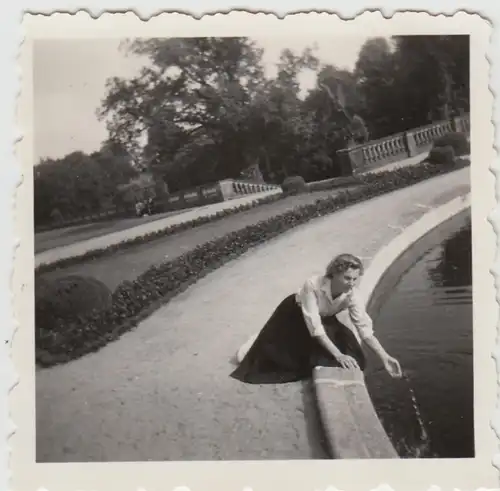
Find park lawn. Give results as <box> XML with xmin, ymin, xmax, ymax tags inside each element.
<box><xmin>37</xmin><ymin>186</ymin><xmax>360</xmax><ymax>292</ymax></box>
<box><xmin>34</xmin><ymin>208</ymin><xmax>190</xmax><ymax>254</ymax></box>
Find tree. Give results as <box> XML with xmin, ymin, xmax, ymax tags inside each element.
<box><xmin>97</xmin><ymin>35</ymin><xmax>469</xmax><ymax>188</ymax></box>
<box><xmin>98</xmin><ymin>37</ymin><xmax>267</xmax><ymax>184</ymax></box>
<box><xmin>298</xmin><ymin>64</ymin><xmax>368</xmax><ymax>179</ymax></box>
<box><xmin>354</xmin><ymin>35</ymin><xmax>470</xmax><ymax>139</ymax></box>
<box><xmin>354</xmin><ymin>37</ymin><xmax>401</xmax><ymax>138</ymax></box>
<box><xmin>395</xmin><ymin>35</ymin><xmax>470</xmax><ymax>119</ymax></box>
<box><xmin>34</xmin><ymin>147</ymin><xmax>139</xmax><ymax>229</ymax></box>
<box><xmin>99</xmin><ymin>38</ymin><xmax>320</xmax><ymax>186</ymax></box>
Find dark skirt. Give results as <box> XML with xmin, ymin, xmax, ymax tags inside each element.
<box><xmin>230</xmin><ymin>294</ymin><xmax>366</xmax><ymax>384</ymax></box>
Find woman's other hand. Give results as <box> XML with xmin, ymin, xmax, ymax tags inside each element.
<box><xmin>383</xmin><ymin>355</ymin><xmax>402</xmax><ymax>378</ymax></box>
<box><xmin>336</xmin><ymin>354</ymin><xmax>360</xmax><ymax>370</ymax></box>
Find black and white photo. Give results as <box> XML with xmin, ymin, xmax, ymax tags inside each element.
<box><xmin>12</xmin><ymin>11</ymin><xmax>496</xmax><ymax>491</ymax></box>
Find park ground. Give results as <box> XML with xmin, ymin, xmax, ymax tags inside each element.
<box><xmin>37</xmin><ymin>186</ymin><xmax>360</xmax><ymax>290</ymax></box>
<box><xmin>36</xmin><ymin>155</ymin><xmax>428</xmax><ymax>291</ymax></box>
<box><xmin>35</xmin><ymin>153</ymin><xmax>427</xmax><ymax>261</ymax></box>
<box><xmin>34</xmin><ymin>208</ymin><xmax>187</xmax><ymax>254</ymax></box>
<box><xmin>36</xmin><ymin>167</ymin><xmax>470</xmax><ymax>462</ymax></box>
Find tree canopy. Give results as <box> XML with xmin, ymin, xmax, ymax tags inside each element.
<box><xmin>34</xmin><ymin>144</ymin><xmax>138</xmax><ymax>229</ymax></box>
<box><xmin>35</xmin><ymin>34</ymin><xmax>469</xmax><ymax>228</ymax></box>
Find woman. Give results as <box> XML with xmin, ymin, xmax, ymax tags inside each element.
<box><xmin>230</xmin><ymin>253</ymin><xmax>402</xmax><ymax>384</ymax></box>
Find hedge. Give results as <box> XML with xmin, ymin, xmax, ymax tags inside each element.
<box><xmin>281</xmin><ymin>175</ymin><xmax>308</xmax><ymax>195</ymax></box>
<box><xmin>433</xmin><ymin>131</ymin><xmax>470</xmax><ymax>157</ymax></box>
<box><xmin>428</xmin><ymin>145</ymin><xmax>456</xmax><ymax>166</ymax></box>
<box><xmin>36</xmin><ymin>192</ymin><xmax>283</xmax><ymax>274</ymax></box>
<box><xmin>35</xmin><ymin>158</ymin><xmax>470</xmax><ymax>368</ymax></box>
<box><xmin>36</xmin><ymin>275</ymin><xmax>112</xmax><ymax>340</ymax></box>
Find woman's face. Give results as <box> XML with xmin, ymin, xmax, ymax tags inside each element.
<box><xmin>333</xmin><ymin>267</ymin><xmax>360</xmax><ymax>292</ymax></box>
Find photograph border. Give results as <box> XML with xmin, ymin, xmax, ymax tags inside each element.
<box><xmin>10</xmin><ymin>9</ymin><xmax>498</xmax><ymax>491</ymax></box>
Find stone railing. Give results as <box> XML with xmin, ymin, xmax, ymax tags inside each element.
<box><xmin>360</xmin><ymin>132</ymin><xmax>410</xmax><ymax>168</ymax></box>
<box><xmin>411</xmin><ymin>119</ymin><xmax>454</xmax><ymax>153</ymax></box>
<box><xmin>166</xmin><ymin>179</ymin><xmax>280</xmax><ymax>210</ymax></box>
<box><xmin>219</xmin><ymin>179</ymin><xmax>279</xmax><ymax>201</ymax></box>
<box><xmin>337</xmin><ymin>114</ymin><xmax>470</xmax><ymax>174</ymax></box>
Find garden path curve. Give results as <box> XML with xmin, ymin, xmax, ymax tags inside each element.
<box><xmin>36</xmin><ymin>167</ymin><xmax>469</xmax><ymax>462</ymax></box>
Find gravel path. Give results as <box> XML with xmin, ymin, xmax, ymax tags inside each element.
<box><xmin>36</xmin><ymin>168</ymin><xmax>470</xmax><ymax>462</ymax></box>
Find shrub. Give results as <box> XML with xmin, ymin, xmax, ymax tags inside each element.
<box><xmin>35</xmin><ymin>275</ymin><xmax>112</xmax><ymax>356</ymax></box>
<box><xmin>50</xmin><ymin>208</ymin><xmax>64</xmax><ymax>225</ymax></box>
<box><xmin>281</xmin><ymin>176</ymin><xmax>307</xmax><ymax>195</ymax></box>
<box><xmin>427</xmin><ymin>145</ymin><xmax>456</xmax><ymax>166</ymax></box>
<box><xmin>35</xmin><ymin>158</ymin><xmax>470</xmax><ymax>368</ymax></box>
<box><xmin>433</xmin><ymin>131</ymin><xmax>470</xmax><ymax>156</ymax></box>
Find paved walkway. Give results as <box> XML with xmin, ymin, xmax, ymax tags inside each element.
<box><xmin>35</xmin><ymin>190</ymin><xmax>279</xmax><ymax>267</ymax></box>
<box><xmin>36</xmin><ymin>167</ymin><xmax>470</xmax><ymax>462</ymax></box>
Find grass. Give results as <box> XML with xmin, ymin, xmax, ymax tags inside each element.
<box><xmin>34</xmin><ymin>208</ymin><xmax>190</xmax><ymax>254</ymax></box>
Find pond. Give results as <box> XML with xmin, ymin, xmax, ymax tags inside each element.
<box><xmin>365</xmin><ymin>210</ymin><xmax>474</xmax><ymax>458</ymax></box>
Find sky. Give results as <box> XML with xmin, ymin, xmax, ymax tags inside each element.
<box><xmin>33</xmin><ymin>36</ymin><xmax>372</xmax><ymax>162</ymax></box>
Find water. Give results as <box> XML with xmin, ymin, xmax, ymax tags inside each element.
<box><xmin>365</xmin><ymin>211</ymin><xmax>474</xmax><ymax>458</ymax></box>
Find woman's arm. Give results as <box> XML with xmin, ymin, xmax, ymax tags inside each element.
<box><xmin>297</xmin><ymin>279</ymin><xmax>359</xmax><ymax>369</ymax></box>
<box><xmin>363</xmin><ymin>335</ymin><xmax>402</xmax><ymax>378</ymax></box>
<box><xmin>348</xmin><ymin>291</ymin><xmax>402</xmax><ymax>377</ymax></box>
<box><xmin>362</xmin><ymin>335</ymin><xmax>389</xmax><ymax>361</ymax></box>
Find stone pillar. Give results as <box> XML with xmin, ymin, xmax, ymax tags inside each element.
<box><xmin>404</xmin><ymin>131</ymin><xmax>418</xmax><ymax>157</ymax></box>
<box><xmin>337</xmin><ymin>146</ymin><xmax>365</xmax><ymax>175</ymax></box>
<box><xmin>452</xmin><ymin>116</ymin><xmax>464</xmax><ymax>133</ymax></box>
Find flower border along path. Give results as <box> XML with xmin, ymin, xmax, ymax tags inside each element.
<box><xmin>36</xmin><ymin>159</ymin><xmax>470</xmax><ymax>368</ymax></box>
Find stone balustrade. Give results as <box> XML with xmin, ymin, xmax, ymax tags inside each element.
<box><xmin>166</xmin><ymin>178</ymin><xmax>280</xmax><ymax>210</ymax></box>
<box><xmin>337</xmin><ymin>114</ymin><xmax>470</xmax><ymax>175</ymax></box>
<box><xmin>228</xmin><ymin>180</ymin><xmax>278</xmax><ymax>198</ymax></box>
<box><xmin>411</xmin><ymin>119</ymin><xmax>454</xmax><ymax>153</ymax></box>
<box><xmin>360</xmin><ymin>132</ymin><xmax>408</xmax><ymax>168</ymax></box>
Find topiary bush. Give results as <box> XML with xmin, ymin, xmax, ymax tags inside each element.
<box><xmin>35</xmin><ymin>275</ymin><xmax>112</xmax><ymax>358</ymax></box>
<box><xmin>427</xmin><ymin>145</ymin><xmax>456</xmax><ymax>166</ymax></box>
<box><xmin>281</xmin><ymin>176</ymin><xmax>308</xmax><ymax>195</ymax></box>
<box><xmin>50</xmin><ymin>208</ymin><xmax>64</xmax><ymax>226</ymax></box>
<box><xmin>432</xmin><ymin>131</ymin><xmax>470</xmax><ymax>156</ymax></box>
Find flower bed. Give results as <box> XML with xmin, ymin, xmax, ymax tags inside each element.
<box><xmin>36</xmin><ymin>159</ymin><xmax>470</xmax><ymax>368</ymax></box>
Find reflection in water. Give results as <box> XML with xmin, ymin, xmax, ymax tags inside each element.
<box><xmin>365</xmin><ymin>212</ymin><xmax>474</xmax><ymax>458</ymax></box>
<box><xmin>428</xmin><ymin>216</ymin><xmax>472</xmax><ymax>289</ymax></box>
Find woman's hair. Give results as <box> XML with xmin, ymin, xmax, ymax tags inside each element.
<box><xmin>325</xmin><ymin>253</ymin><xmax>364</xmax><ymax>278</ymax></box>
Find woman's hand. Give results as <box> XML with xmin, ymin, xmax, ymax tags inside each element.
<box><xmin>336</xmin><ymin>354</ymin><xmax>360</xmax><ymax>370</ymax></box>
<box><xmin>383</xmin><ymin>355</ymin><xmax>402</xmax><ymax>378</ymax></box>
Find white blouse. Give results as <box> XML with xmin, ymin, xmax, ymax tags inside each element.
<box><xmin>295</xmin><ymin>275</ymin><xmax>374</xmax><ymax>342</ymax></box>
